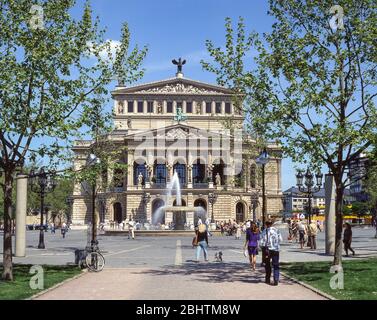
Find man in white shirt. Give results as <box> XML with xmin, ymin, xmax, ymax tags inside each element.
<box><xmin>260</xmin><ymin>220</ymin><xmax>283</xmax><ymax>286</ymax></box>
<box><xmin>128</xmin><ymin>220</ymin><xmax>135</xmax><ymax>239</ymax></box>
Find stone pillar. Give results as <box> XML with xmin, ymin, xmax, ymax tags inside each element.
<box><xmin>211</xmin><ymin>101</ymin><xmax>216</xmax><ymax>114</ymax></box>
<box><xmin>221</xmin><ymin>101</ymin><xmax>225</xmax><ymax>114</ymax></box>
<box><xmin>207</xmin><ymin>164</ymin><xmax>214</xmax><ymax>188</ymax></box>
<box><xmin>325</xmin><ymin>174</ymin><xmax>336</xmax><ymax>255</ymax></box>
<box><xmin>201</xmin><ymin>101</ymin><xmax>206</xmax><ymax>115</ymax></box>
<box><xmin>183</xmin><ymin>100</ymin><xmax>187</xmax><ymax>113</ymax></box>
<box><xmin>143</xmin><ymin>100</ymin><xmax>147</xmax><ymax>114</ymax></box>
<box><xmin>187</xmin><ymin>165</ymin><xmax>193</xmax><ymax>188</ymax></box>
<box><xmin>133</xmin><ymin>100</ymin><xmax>137</xmax><ymax>114</ymax></box>
<box><xmin>15</xmin><ymin>174</ymin><xmax>28</xmax><ymax>257</ymax></box>
<box><xmin>173</xmin><ymin>101</ymin><xmax>177</xmax><ymax>115</ymax></box>
<box><xmin>127</xmin><ymin>151</ymin><xmax>135</xmax><ymax>190</ymax></box>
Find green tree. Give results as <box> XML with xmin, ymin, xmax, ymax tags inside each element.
<box><xmin>202</xmin><ymin>1</ymin><xmax>377</xmax><ymax>266</ymax></box>
<box><xmin>0</xmin><ymin>0</ymin><xmax>147</xmax><ymax>280</ymax></box>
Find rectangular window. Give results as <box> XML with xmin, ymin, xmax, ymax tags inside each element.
<box><xmin>177</xmin><ymin>102</ymin><xmax>182</xmax><ymax>111</ymax></box>
<box><xmin>215</xmin><ymin>102</ymin><xmax>221</xmax><ymax>114</ymax></box>
<box><xmin>138</xmin><ymin>101</ymin><xmax>144</xmax><ymax>113</ymax></box>
<box><xmin>167</xmin><ymin>102</ymin><xmax>173</xmax><ymax>113</ymax></box>
<box><xmin>225</xmin><ymin>103</ymin><xmax>231</xmax><ymax>114</ymax></box>
<box><xmin>206</xmin><ymin>102</ymin><xmax>212</xmax><ymax>113</ymax></box>
<box><xmin>147</xmin><ymin>101</ymin><xmax>153</xmax><ymax>113</ymax></box>
<box><xmin>128</xmin><ymin>101</ymin><xmax>134</xmax><ymax>113</ymax></box>
<box><xmin>186</xmin><ymin>102</ymin><xmax>192</xmax><ymax>113</ymax></box>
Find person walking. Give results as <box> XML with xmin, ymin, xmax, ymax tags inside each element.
<box><xmin>195</xmin><ymin>223</ymin><xmax>209</xmax><ymax>262</ymax></box>
<box><xmin>297</xmin><ymin>220</ymin><xmax>307</xmax><ymax>249</ymax></box>
<box><xmin>235</xmin><ymin>224</ymin><xmax>242</xmax><ymax>240</ymax></box>
<box><xmin>260</xmin><ymin>220</ymin><xmax>283</xmax><ymax>286</ymax></box>
<box><xmin>343</xmin><ymin>223</ymin><xmax>355</xmax><ymax>256</ymax></box>
<box><xmin>205</xmin><ymin>217</ymin><xmax>212</xmax><ymax>237</ymax></box>
<box><xmin>61</xmin><ymin>222</ymin><xmax>67</xmax><ymax>239</ymax></box>
<box><xmin>308</xmin><ymin>220</ymin><xmax>318</xmax><ymax>250</ymax></box>
<box><xmin>244</xmin><ymin>221</ymin><xmax>260</xmax><ymax>271</ymax></box>
<box><xmin>50</xmin><ymin>222</ymin><xmax>55</xmax><ymax>234</ymax></box>
<box><xmin>128</xmin><ymin>219</ymin><xmax>135</xmax><ymax>239</ymax></box>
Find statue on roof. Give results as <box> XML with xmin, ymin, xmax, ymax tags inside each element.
<box><xmin>172</xmin><ymin>58</ymin><xmax>186</xmax><ymax>74</ymax></box>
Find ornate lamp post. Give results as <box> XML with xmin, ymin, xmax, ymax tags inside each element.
<box><xmin>296</xmin><ymin>168</ymin><xmax>323</xmax><ymax>224</ymax></box>
<box><xmin>86</xmin><ymin>153</ymin><xmax>101</xmax><ymax>250</ymax></box>
<box><xmin>250</xmin><ymin>190</ymin><xmax>260</xmax><ymax>222</ymax></box>
<box><xmin>29</xmin><ymin>168</ymin><xmax>57</xmax><ymax>249</ymax></box>
<box><xmin>256</xmin><ymin>148</ymin><xmax>269</xmax><ymax>230</ymax></box>
<box><xmin>208</xmin><ymin>192</ymin><xmax>218</xmax><ymax>223</ymax></box>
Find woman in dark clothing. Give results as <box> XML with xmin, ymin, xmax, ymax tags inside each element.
<box><xmin>195</xmin><ymin>225</ymin><xmax>209</xmax><ymax>262</ymax></box>
<box><xmin>244</xmin><ymin>222</ymin><xmax>260</xmax><ymax>270</ymax></box>
<box><xmin>343</xmin><ymin>223</ymin><xmax>355</xmax><ymax>256</ymax></box>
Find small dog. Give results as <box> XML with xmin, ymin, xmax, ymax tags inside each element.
<box><xmin>215</xmin><ymin>251</ymin><xmax>223</xmax><ymax>262</ymax></box>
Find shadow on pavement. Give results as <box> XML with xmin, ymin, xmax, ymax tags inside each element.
<box><xmin>130</xmin><ymin>261</ymin><xmax>297</xmax><ymax>286</ymax></box>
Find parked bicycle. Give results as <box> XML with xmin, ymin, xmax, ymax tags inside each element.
<box><xmin>85</xmin><ymin>241</ymin><xmax>105</xmax><ymax>272</ymax></box>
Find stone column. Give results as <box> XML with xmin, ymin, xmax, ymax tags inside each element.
<box><xmin>143</xmin><ymin>100</ymin><xmax>147</xmax><ymax>114</ymax></box>
<box><xmin>211</xmin><ymin>101</ymin><xmax>216</xmax><ymax>114</ymax></box>
<box><xmin>127</xmin><ymin>151</ymin><xmax>135</xmax><ymax>190</ymax></box>
<box><xmin>221</xmin><ymin>101</ymin><xmax>225</xmax><ymax>114</ymax></box>
<box><xmin>207</xmin><ymin>164</ymin><xmax>214</xmax><ymax>188</ymax></box>
<box><xmin>187</xmin><ymin>164</ymin><xmax>193</xmax><ymax>188</ymax></box>
<box><xmin>201</xmin><ymin>101</ymin><xmax>206</xmax><ymax>115</ymax></box>
<box><xmin>325</xmin><ymin>174</ymin><xmax>336</xmax><ymax>255</ymax></box>
<box><xmin>173</xmin><ymin>101</ymin><xmax>177</xmax><ymax>115</ymax></box>
<box><xmin>183</xmin><ymin>101</ymin><xmax>187</xmax><ymax>113</ymax></box>
<box><xmin>15</xmin><ymin>174</ymin><xmax>28</xmax><ymax>257</ymax></box>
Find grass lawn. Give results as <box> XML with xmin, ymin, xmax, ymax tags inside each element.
<box><xmin>281</xmin><ymin>258</ymin><xmax>377</xmax><ymax>300</ymax></box>
<box><xmin>0</xmin><ymin>264</ymin><xmax>82</xmax><ymax>300</ymax></box>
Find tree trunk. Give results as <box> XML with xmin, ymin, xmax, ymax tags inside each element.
<box><xmin>333</xmin><ymin>181</ymin><xmax>344</xmax><ymax>266</ymax></box>
<box><xmin>2</xmin><ymin>171</ymin><xmax>14</xmax><ymax>281</ymax></box>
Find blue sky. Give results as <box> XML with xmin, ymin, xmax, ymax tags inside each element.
<box><xmin>71</xmin><ymin>0</ymin><xmax>298</xmax><ymax>190</ymax></box>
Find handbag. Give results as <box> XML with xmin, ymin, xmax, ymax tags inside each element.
<box><xmin>192</xmin><ymin>234</ymin><xmax>199</xmax><ymax>247</ymax></box>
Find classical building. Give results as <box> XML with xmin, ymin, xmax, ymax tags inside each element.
<box><xmin>71</xmin><ymin>65</ymin><xmax>283</xmax><ymax>226</ymax></box>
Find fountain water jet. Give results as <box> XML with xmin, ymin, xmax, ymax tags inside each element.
<box><xmin>151</xmin><ymin>171</ymin><xmax>208</xmax><ymax>230</ymax></box>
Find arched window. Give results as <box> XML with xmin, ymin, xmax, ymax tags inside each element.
<box><xmin>134</xmin><ymin>162</ymin><xmax>146</xmax><ymax>185</ymax></box>
<box><xmin>193</xmin><ymin>160</ymin><xmax>205</xmax><ymax>183</ymax></box>
<box><xmin>236</xmin><ymin>202</ymin><xmax>245</xmax><ymax>223</ymax></box>
<box><xmin>212</xmin><ymin>160</ymin><xmax>225</xmax><ymax>185</ymax></box>
<box><xmin>154</xmin><ymin>162</ymin><xmax>166</xmax><ymax>185</ymax></box>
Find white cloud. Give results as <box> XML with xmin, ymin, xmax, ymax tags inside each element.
<box><xmin>87</xmin><ymin>39</ymin><xmax>121</xmax><ymax>61</ymax></box>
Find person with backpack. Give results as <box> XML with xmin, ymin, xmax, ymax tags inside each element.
<box><xmin>260</xmin><ymin>220</ymin><xmax>283</xmax><ymax>286</ymax></box>
<box><xmin>194</xmin><ymin>223</ymin><xmax>209</xmax><ymax>262</ymax></box>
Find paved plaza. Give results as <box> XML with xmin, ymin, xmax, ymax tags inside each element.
<box><xmin>1</xmin><ymin>225</ymin><xmax>376</xmax><ymax>299</ymax></box>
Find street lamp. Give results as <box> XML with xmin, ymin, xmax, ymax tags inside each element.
<box><xmin>85</xmin><ymin>153</ymin><xmax>100</xmax><ymax>250</ymax></box>
<box><xmin>296</xmin><ymin>168</ymin><xmax>323</xmax><ymax>224</ymax></box>
<box><xmin>250</xmin><ymin>190</ymin><xmax>259</xmax><ymax>222</ymax></box>
<box><xmin>29</xmin><ymin>168</ymin><xmax>57</xmax><ymax>249</ymax></box>
<box><xmin>256</xmin><ymin>148</ymin><xmax>269</xmax><ymax>230</ymax></box>
<box><xmin>208</xmin><ymin>192</ymin><xmax>218</xmax><ymax>223</ymax></box>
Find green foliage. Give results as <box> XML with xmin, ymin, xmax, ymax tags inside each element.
<box><xmin>0</xmin><ymin>0</ymin><xmax>147</xmax><ymax>280</ymax></box>
<box><xmin>202</xmin><ymin>1</ymin><xmax>377</xmax><ymax>265</ymax></box>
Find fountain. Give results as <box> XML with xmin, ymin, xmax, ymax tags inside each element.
<box><xmin>152</xmin><ymin>171</ymin><xmax>208</xmax><ymax>230</ymax></box>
